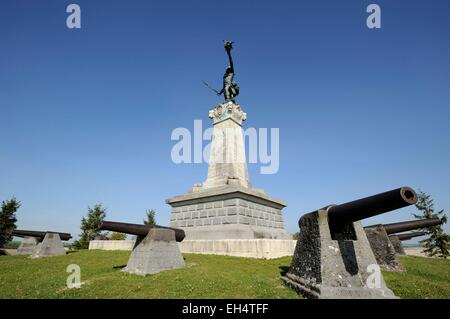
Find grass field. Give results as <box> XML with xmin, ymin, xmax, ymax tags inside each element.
<box><xmin>0</xmin><ymin>250</ymin><xmax>449</xmax><ymax>299</ymax></box>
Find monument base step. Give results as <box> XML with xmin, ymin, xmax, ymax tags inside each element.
<box><xmin>89</xmin><ymin>239</ymin><xmax>296</xmax><ymax>259</ymax></box>
<box><xmin>179</xmin><ymin>239</ymin><xmax>296</xmax><ymax>259</ymax></box>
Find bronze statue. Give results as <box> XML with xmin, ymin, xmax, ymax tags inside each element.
<box><xmin>203</xmin><ymin>41</ymin><xmax>240</xmax><ymax>103</ymax></box>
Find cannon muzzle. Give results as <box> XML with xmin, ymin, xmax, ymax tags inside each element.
<box><xmin>326</xmin><ymin>186</ymin><xmax>417</xmax><ymax>225</ymax></box>
<box><xmin>100</xmin><ymin>220</ymin><xmax>185</xmax><ymax>242</ymax></box>
<box><xmin>391</xmin><ymin>231</ymin><xmax>427</xmax><ymax>241</ymax></box>
<box><xmin>366</xmin><ymin>217</ymin><xmax>442</xmax><ymax>235</ymax></box>
<box><xmin>12</xmin><ymin>229</ymin><xmax>72</xmax><ymax>241</ymax></box>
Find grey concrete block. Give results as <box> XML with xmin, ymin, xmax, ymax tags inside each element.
<box><xmin>200</xmin><ymin>211</ymin><xmax>208</xmax><ymax>218</ymax></box>
<box><xmin>123</xmin><ymin>228</ymin><xmax>185</xmax><ymax>276</ymax></box>
<box><xmin>31</xmin><ymin>233</ymin><xmax>66</xmax><ymax>259</ymax></box>
<box><xmin>189</xmin><ymin>205</ymin><xmax>196</xmax><ymax>211</ymax></box>
<box><xmin>16</xmin><ymin>236</ymin><xmax>39</xmax><ymax>255</ymax></box>
<box><xmin>208</xmin><ymin>210</ymin><xmax>217</xmax><ymax>217</ymax></box>
<box><xmin>192</xmin><ymin>211</ymin><xmax>199</xmax><ymax>218</ymax></box>
<box><xmin>389</xmin><ymin>236</ymin><xmax>406</xmax><ymax>255</ymax></box>
<box><xmin>213</xmin><ymin>217</ymin><xmax>222</xmax><ymax>225</ymax></box>
<box><xmin>224</xmin><ymin>199</ymin><xmax>238</xmax><ymax>206</ymax></box>
<box><xmin>195</xmin><ymin>219</ymin><xmax>203</xmax><ymax>227</ymax></box>
<box><xmin>197</xmin><ymin>204</ymin><xmax>204</xmax><ymax>210</ymax></box>
<box><xmin>227</xmin><ymin>207</ymin><xmax>237</xmax><ymax>215</ymax></box>
<box><xmin>240</xmin><ymin>216</ymin><xmax>250</xmax><ymax>225</ymax></box>
<box><xmin>214</xmin><ymin>201</ymin><xmax>223</xmax><ymax>208</ymax></box>
<box><xmin>172</xmin><ymin>207</ymin><xmax>181</xmax><ymax>213</ymax></box>
<box><xmin>238</xmin><ymin>199</ymin><xmax>248</xmax><ymax>207</ymax></box>
<box><xmin>217</xmin><ymin>208</ymin><xmax>226</xmax><ymax>216</ymax></box>
<box><xmin>365</xmin><ymin>227</ymin><xmax>404</xmax><ymax>271</ymax></box>
<box><xmin>205</xmin><ymin>202</ymin><xmax>214</xmax><ymax>209</ymax></box>
<box><xmin>183</xmin><ymin>212</ymin><xmax>191</xmax><ymax>219</ymax></box>
<box><xmin>223</xmin><ymin>216</ymin><xmax>238</xmax><ymax>224</ymax></box>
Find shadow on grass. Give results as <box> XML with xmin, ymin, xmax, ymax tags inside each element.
<box><xmin>66</xmin><ymin>250</ymin><xmax>80</xmax><ymax>255</ymax></box>
<box><xmin>113</xmin><ymin>265</ymin><xmax>127</xmax><ymax>270</ymax></box>
<box><xmin>279</xmin><ymin>265</ymin><xmax>290</xmax><ymax>276</ymax></box>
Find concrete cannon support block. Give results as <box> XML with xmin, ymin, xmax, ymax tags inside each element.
<box><xmin>365</xmin><ymin>226</ymin><xmax>404</xmax><ymax>271</ymax></box>
<box><xmin>389</xmin><ymin>236</ymin><xmax>406</xmax><ymax>256</ymax></box>
<box><xmin>281</xmin><ymin>208</ymin><xmax>397</xmax><ymax>299</ymax></box>
<box><xmin>16</xmin><ymin>236</ymin><xmax>39</xmax><ymax>255</ymax></box>
<box><xmin>31</xmin><ymin>233</ymin><xmax>66</xmax><ymax>259</ymax></box>
<box><xmin>123</xmin><ymin>228</ymin><xmax>185</xmax><ymax>276</ymax></box>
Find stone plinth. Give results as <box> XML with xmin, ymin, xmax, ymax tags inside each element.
<box><xmin>179</xmin><ymin>239</ymin><xmax>296</xmax><ymax>259</ymax></box>
<box><xmin>389</xmin><ymin>236</ymin><xmax>406</xmax><ymax>255</ymax></box>
<box><xmin>122</xmin><ymin>228</ymin><xmax>185</xmax><ymax>276</ymax></box>
<box><xmin>89</xmin><ymin>239</ymin><xmax>136</xmax><ymax>251</ymax></box>
<box><xmin>31</xmin><ymin>233</ymin><xmax>66</xmax><ymax>259</ymax></box>
<box><xmin>365</xmin><ymin>226</ymin><xmax>404</xmax><ymax>272</ymax></box>
<box><xmin>88</xmin><ymin>238</ymin><xmax>296</xmax><ymax>259</ymax></box>
<box><xmin>16</xmin><ymin>236</ymin><xmax>39</xmax><ymax>255</ymax></box>
<box><xmin>167</xmin><ymin>185</ymin><xmax>290</xmax><ymax>240</ymax></box>
<box><xmin>281</xmin><ymin>207</ymin><xmax>397</xmax><ymax>299</ymax></box>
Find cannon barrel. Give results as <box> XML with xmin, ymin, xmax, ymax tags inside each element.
<box><xmin>327</xmin><ymin>186</ymin><xmax>417</xmax><ymax>225</ymax></box>
<box><xmin>100</xmin><ymin>220</ymin><xmax>185</xmax><ymax>242</ymax></box>
<box><xmin>12</xmin><ymin>229</ymin><xmax>72</xmax><ymax>241</ymax></box>
<box><xmin>366</xmin><ymin>217</ymin><xmax>442</xmax><ymax>235</ymax></box>
<box><xmin>391</xmin><ymin>231</ymin><xmax>427</xmax><ymax>241</ymax></box>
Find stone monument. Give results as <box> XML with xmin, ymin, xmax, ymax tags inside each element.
<box><xmin>166</xmin><ymin>41</ymin><xmax>290</xmax><ymax>241</ymax></box>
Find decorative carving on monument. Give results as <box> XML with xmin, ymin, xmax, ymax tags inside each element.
<box><xmin>209</xmin><ymin>102</ymin><xmax>247</xmax><ymax>126</ymax></box>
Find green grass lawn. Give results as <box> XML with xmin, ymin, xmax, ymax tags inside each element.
<box><xmin>0</xmin><ymin>250</ymin><xmax>448</xmax><ymax>298</ymax></box>
<box><xmin>383</xmin><ymin>256</ymin><xmax>450</xmax><ymax>299</ymax></box>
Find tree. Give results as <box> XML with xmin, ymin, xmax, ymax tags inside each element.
<box><xmin>109</xmin><ymin>232</ymin><xmax>127</xmax><ymax>240</ymax></box>
<box><xmin>0</xmin><ymin>197</ymin><xmax>21</xmax><ymax>249</ymax></box>
<box><xmin>413</xmin><ymin>191</ymin><xmax>449</xmax><ymax>259</ymax></box>
<box><xmin>73</xmin><ymin>203</ymin><xmax>107</xmax><ymax>249</ymax></box>
<box><xmin>144</xmin><ymin>209</ymin><xmax>157</xmax><ymax>226</ymax></box>
<box><xmin>292</xmin><ymin>232</ymin><xmax>300</xmax><ymax>240</ymax></box>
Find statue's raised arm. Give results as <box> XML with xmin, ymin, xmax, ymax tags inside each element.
<box><xmin>224</xmin><ymin>41</ymin><xmax>234</xmax><ymax>72</ymax></box>
<box><xmin>221</xmin><ymin>41</ymin><xmax>239</xmax><ymax>103</ymax></box>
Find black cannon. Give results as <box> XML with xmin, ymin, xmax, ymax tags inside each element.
<box><xmin>100</xmin><ymin>220</ymin><xmax>186</xmax><ymax>242</ymax></box>
<box><xmin>12</xmin><ymin>229</ymin><xmax>72</xmax><ymax>241</ymax></box>
<box><xmin>327</xmin><ymin>186</ymin><xmax>417</xmax><ymax>226</ymax></box>
<box><xmin>13</xmin><ymin>229</ymin><xmax>71</xmax><ymax>257</ymax></box>
<box><xmin>282</xmin><ymin>186</ymin><xmax>419</xmax><ymax>298</ymax></box>
<box><xmin>391</xmin><ymin>231</ymin><xmax>427</xmax><ymax>241</ymax></box>
<box><xmin>365</xmin><ymin>217</ymin><xmax>442</xmax><ymax>235</ymax></box>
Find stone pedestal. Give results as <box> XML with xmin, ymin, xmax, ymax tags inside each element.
<box><xmin>16</xmin><ymin>236</ymin><xmax>39</xmax><ymax>255</ymax></box>
<box><xmin>167</xmin><ymin>185</ymin><xmax>289</xmax><ymax>239</ymax></box>
<box><xmin>389</xmin><ymin>236</ymin><xmax>406</xmax><ymax>255</ymax></box>
<box><xmin>281</xmin><ymin>207</ymin><xmax>397</xmax><ymax>299</ymax></box>
<box><xmin>123</xmin><ymin>228</ymin><xmax>185</xmax><ymax>276</ymax></box>
<box><xmin>31</xmin><ymin>233</ymin><xmax>66</xmax><ymax>259</ymax></box>
<box><xmin>365</xmin><ymin>226</ymin><xmax>404</xmax><ymax>271</ymax></box>
<box><xmin>167</xmin><ymin>102</ymin><xmax>290</xmax><ymax>240</ymax></box>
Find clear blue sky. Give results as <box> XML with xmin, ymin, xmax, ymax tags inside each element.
<box><xmin>1</xmin><ymin>0</ymin><xmax>449</xmax><ymax>242</ymax></box>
